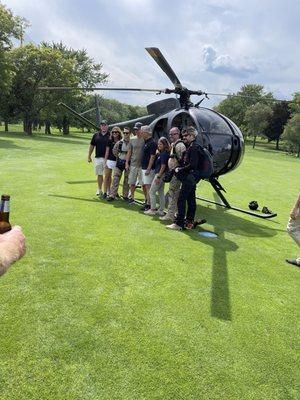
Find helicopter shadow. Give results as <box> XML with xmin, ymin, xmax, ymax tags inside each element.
<box><xmin>200</xmin><ymin>194</ymin><xmax>278</xmax><ymax>321</ymax></box>
<box><xmin>158</xmin><ymin>192</ymin><xmax>279</xmax><ymax>321</ymax></box>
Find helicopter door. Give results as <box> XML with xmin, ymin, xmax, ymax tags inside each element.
<box><xmin>152</xmin><ymin>117</ymin><xmax>168</xmax><ymax>142</ymax></box>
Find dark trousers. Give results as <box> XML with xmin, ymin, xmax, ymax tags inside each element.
<box><xmin>175</xmin><ymin>173</ymin><xmax>198</xmax><ymax>228</ymax></box>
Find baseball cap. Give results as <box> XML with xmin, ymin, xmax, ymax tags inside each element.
<box><xmin>100</xmin><ymin>120</ymin><xmax>108</xmax><ymax>125</ymax></box>
<box><xmin>133</xmin><ymin>122</ymin><xmax>143</xmax><ymax>130</ymax></box>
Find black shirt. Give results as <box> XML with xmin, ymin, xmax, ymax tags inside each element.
<box><xmin>90</xmin><ymin>132</ymin><xmax>110</xmax><ymax>158</ymax></box>
<box><xmin>155</xmin><ymin>151</ymin><xmax>169</xmax><ymax>174</ymax></box>
<box><xmin>181</xmin><ymin>140</ymin><xmax>203</xmax><ymax>172</ymax></box>
<box><xmin>141</xmin><ymin>138</ymin><xmax>157</xmax><ymax>170</ymax></box>
<box><xmin>106</xmin><ymin>139</ymin><xmax>117</xmax><ymax>161</ymax></box>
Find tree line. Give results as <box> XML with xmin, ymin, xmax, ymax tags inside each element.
<box><xmin>0</xmin><ymin>3</ymin><xmax>299</xmax><ymax>155</ymax></box>
<box><xmin>215</xmin><ymin>85</ymin><xmax>300</xmax><ymax>156</ymax></box>
<box><xmin>0</xmin><ymin>4</ymin><xmax>146</xmax><ymax>135</ymax></box>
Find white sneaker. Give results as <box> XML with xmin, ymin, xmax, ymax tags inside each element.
<box><xmin>144</xmin><ymin>209</ymin><xmax>157</xmax><ymax>215</ymax></box>
<box><xmin>166</xmin><ymin>223</ymin><xmax>182</xmax><ymax>231</ymax></box>
<box><xmin>159</xmin><ymin>214</ymin><xmax>173</xmax><ymax>221</ymax></box>
<box><xmin>156</xmin><ymin>210</ymin><xmax>165</xmax><ymax>217</ymax></box>
<box><xmin>96</xmin><ymin>189</ymin><xmax>102</xmax><ymax>196</ymax></box>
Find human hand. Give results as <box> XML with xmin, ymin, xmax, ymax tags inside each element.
<box><xmin>88</xmin><ymin>156</ymin><xmax>92</xmax><ymax>163</ymax></box>
<box><xmin>0</xmin><ymin>226</ymin><xmax>26</xmax><ymax>276</ymax></box>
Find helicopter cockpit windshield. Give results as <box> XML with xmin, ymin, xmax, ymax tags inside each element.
<box><xmin>171</xmin><ymin>111</ymin><xmax>195</xmax><ymax>132</ymax></box>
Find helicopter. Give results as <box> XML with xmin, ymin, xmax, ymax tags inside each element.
<box><xmin>40</xmin><ymin>47</ymin><xmax>277</xmax><ymax>219</ymax></box>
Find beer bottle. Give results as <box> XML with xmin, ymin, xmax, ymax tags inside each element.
<box><xmin>0</xmin><ymin>194</ymin><xmax>12</xmax><ymax>234</ymax></box>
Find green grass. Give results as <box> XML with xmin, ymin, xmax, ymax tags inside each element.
<box><xmin>0</xmin><ymin>128</ymin><xmax>299</xmax><ymax>400</ymax></box>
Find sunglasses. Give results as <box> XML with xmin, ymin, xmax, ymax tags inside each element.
<box><xmin>123</xmin><ymin>131</ymin><xmax>130</xmax><ymax>134</ymax></box>
<box><xmin>111</xmin><ymin>131</ymin><xmax>119</xmax><ymax>133</ymax></box>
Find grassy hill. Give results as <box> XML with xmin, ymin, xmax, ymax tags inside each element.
<box><xmin>0</xmin><ymin>128</ymin><xmax>299</xmax><ymax>400</ymax></box>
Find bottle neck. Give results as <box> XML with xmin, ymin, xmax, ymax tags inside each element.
<box><xmin>0</xmin><ymin>200</ymin><xmax>10</xmax><ymax>222</ymax></box>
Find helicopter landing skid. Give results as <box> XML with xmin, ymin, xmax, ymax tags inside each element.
<box><xmin>196</xmin><ymin>178</ymin><xmax>277</xmax><ymax>219</ymax></box>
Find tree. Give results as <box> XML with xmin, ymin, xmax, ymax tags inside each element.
<box><xmin>215</xmin><ymin>84</ymin><xmax>274</xmax><ymax>131</ymax></box>
<box><xmin>40</xmin><ymin>42</ymin><xmax>108</xmax><ymax>134</ymax></box>
<box><xmin>282</xmin><ymin>113</ymin><xmax>300</xmax><ymax>157</ymax></box>
<box><xmin>263</xmin><ymin>101</ymin><xmax>290</xmax><ymax>150</ymax></box>
<box><xmin>244</xmin><ymin>103</ymin><xmax>273</xmax><ymax>148</ymax></box>
<box><xmin>0</xmin><ymin>3</ymin><xmax>29</xmax><ymax>93</ymax></box>
<box><xmin>289</xmin><ymin>92</ymin><xmax>300</xmax><ymax>115</ymax></box>
<box><xmin>8</xmin><ymin>44</ymin><xmax>79</xmax><ymax>134</ymax></box>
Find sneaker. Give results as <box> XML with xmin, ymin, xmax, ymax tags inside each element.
<box><xmin>144</xmin><ymin>209</ymin><xmax>156</xmax><ymax>215</ymax></box>
<box><xmin>96</xmin><ymin>189</ymin><xmax>102</xmax><ymax>196</ymax></box>
<box><xmin>185</xmin><ymin>222</ymin><xmax>194</xmax><ymax>230</ymax></box>
<box><xmin>285</xmin><ymin>258</ymin><xmax>300</xmax><ymax>267</ymax></box>
<box><xmin>156</xmin><ymin>210</ymin><xmax>165</xmax><ymax>217</ymax></box>
<box><xmin>159</xmin><ymin>214</ymin><xmax>173</xmax><ymax>221</ymax></box>
<box><xmin>101</xmin><ymin>193</ymin><xmax>107</xmax><ymax>200</ymax></box>
<box><xmin>106</xmin><ymin>196</ymin><xmax>115</xmax><ymax>202</ymax></box>
<box><xmin>166</xmin><ymin>223</ymin><xmax>182</xmax><ymax>231</ymax></box>
<box><xmin>140</xmin><ymin>204</ymin><xmax>150</xmax><ymax>211</ymax></box>
<box><xmin>127</xmin><ymin>198</ymin><xmax>135</xmax><ymax>205</ymax></box>
<box><xmin>123</xmin><ymin>197</ymin><xmax>129</xmax><ymax>202</ymax></box>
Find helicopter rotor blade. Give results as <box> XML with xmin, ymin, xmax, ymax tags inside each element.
<box><xmin>38</xmin><ymin>86</ymin><xmax>165</xmax><ymax>93</ymax></box>
<box><xmin>145</xmin><ymin>47</ymin><xmax>182</xmax><ymax>89</ymax></box>
<box><xmin>206</xmin><ymin>92</ymin><xmax>292</xmax><ymax>103</ymax></box>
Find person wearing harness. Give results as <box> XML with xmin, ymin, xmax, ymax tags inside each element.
<box><xmin>160</xmin><ymin>127</ymin><xmax>186</xmax><ymax>221</ymax></box>
<box><xmin>107</xmin><ymin>128</ymin><xmax>131</xmax><ymax>202</ymax></box>
<box><xmin>166</xmin><ymin>126</ymin><xmax>206</xmax><ymax>231</ymax></box>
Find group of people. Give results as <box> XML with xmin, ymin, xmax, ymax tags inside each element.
<box><xmin>0</xmin><ymin>126</ymin><xmax>299</xmax><ymax>276</ymax></box>
<box><xmin>88</xmin><ymin>121</ymin><xmax>210</xmax><ymax>230</ymax></box>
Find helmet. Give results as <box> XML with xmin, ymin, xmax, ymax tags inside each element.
<box><xmin>248</xmin><ymin>200</ymin><xmax>258</xmax><ymax>210</ymax></box>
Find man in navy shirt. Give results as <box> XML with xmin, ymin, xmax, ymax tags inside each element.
<box><xmin>140</xmin><ymin>125</ymin><xmax>157</xmax><ymax>211</ymax></box>
<box><xmin>88</xmin><ymin>120</ymin><xmax>110</xmax><ymax>197</ymax></box>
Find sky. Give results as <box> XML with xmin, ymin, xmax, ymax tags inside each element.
<box><xmin>4</xmin><ymin>0</ymin><xmax>300</xmax><ymax>107</ymax></box>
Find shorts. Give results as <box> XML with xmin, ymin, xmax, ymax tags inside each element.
<box><xmin>142</xmin><ymin>169</ymin><xmax>155</xmax><ymax>185</ymax></box>
<box><xmin>129</xmin><ymin>166</ymin><xmax>143</xmax><ymax>185</ymax></box>
<box><xmin>106</xmin><ymin>160</ymin><xmax>116</xmax><ymax>170</ymax></box>
<box><xmin>94</xmin><ymin>157</ymin><xmax>105</xmax><ymax>176</ymax></box>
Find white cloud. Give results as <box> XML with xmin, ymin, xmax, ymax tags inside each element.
<box><xmin>202</xmin><ymin>45</ymin><xmax>258</xmax><ymax>77</ymax></box>
<box><xmin>4</xmin><ymin>0</ymin><xmax>299</xmax><ymax>106</ymax></box>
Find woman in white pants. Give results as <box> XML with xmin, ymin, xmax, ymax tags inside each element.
<box><xmin>144</xmin><ymin>137</ymin><xmax>170</xmax><ymax>216</ymax></box>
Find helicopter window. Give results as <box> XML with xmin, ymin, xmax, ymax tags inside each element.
<box><xmin>171</xmin><ymin>112</ymin><xmax>195</xmax><ymax>132</ymax></box>
<box><xmin>199</xmin><ymin>108</ymin><xmax>232</xmax><ymax>135</ymax></box>
<box><xmin>152</xmin><ymin>118</ymin><xmax>168</xmax><ymax>142</ymax></box>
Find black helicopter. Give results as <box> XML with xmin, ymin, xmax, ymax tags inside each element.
<box><xmin>40</xmin><ymin>47</ymin><xmax>276</xmax><ymax>219</ymax></box>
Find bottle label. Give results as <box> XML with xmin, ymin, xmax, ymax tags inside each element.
<box><xmin>3</xmin><ymin>201</ymin><xmax>10</xmax><ymax>213</ymax></box>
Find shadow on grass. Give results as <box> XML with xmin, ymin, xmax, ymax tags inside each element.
<box><xmin>66</xmin><ymin>180</ymin><xmax>96</xmax><ymax>185</ymax></box>
<box><xmin>0</xmin><ymin>138</ymin><xmax>29</xmax><ymax>150</ymax></box>
<box><xmin>0</xmin><ymin>131</ymin><xmax>90</xmax><ymax>146</ymax></box>
<box><xmin>49</xmin><ymin>194</ymin><xmax>100</xmax><ymax>203</ymax></box>
<box><xmin>49</xmin><ymin>190</ymin><xmax>280</xmax><ymax>322</ymax></box>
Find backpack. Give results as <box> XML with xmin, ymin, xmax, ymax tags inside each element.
<box><xmin>196</xmin><ymin>144</ymin><xmax>214</xmax><ymax>179</ymax></box>
<box><xmin>172</xmin><ymin>140</ymin><xmax>184</xmax><ymax>161</ymax></box>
